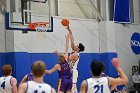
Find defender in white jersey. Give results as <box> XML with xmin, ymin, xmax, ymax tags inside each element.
<box><xmin>67</xmin><ymin>26</ymin><xmax>85</xmax><ymax>93</ymax></box>
<box><xmin>80</xmin><ymin>58</ymin><xmax>128</xmax><ymax>93</ymax></box>
<box><xmin>27</xmin><ymin>81</ymin><xmax>52</xmax><ymax>93</ymax></box>
<box><xmin>0</xmin><ymin>64</ymin><xmax>17</xmax><ymax>93</ymax></box>
<box><xmin>70</xmin><ymin>53</ymin><xmax>79</xmax><ymax>84</ymax></box>
<box><xmin>86</xmin><ymin>77</ymin><xmax>110</xmax><ymax>93</ymax></box>
<box><xmin>18</xmin><ymin>61</ymin><xmax>56</xmax><ymax>93</ymax></box>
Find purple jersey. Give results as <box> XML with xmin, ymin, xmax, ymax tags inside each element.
<box><xmin>58</xmin><ymin>60</ymin><xmax>72</xmax><ymax>78</ymax></box>
<box><xmin>26</xmin><ymin>73</ymin><xmax>33</xmax><ymax>81</ymax></box>
<box><xmin>58</xmin><ymin>61</ymin><xmax>72</xmax><ymax>92</ymax></box>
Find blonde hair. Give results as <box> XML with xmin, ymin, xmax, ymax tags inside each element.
<box><xmin>31</xmin><ymin>61</ymin><xmax>46</xmax><ymax>77</ymax></box>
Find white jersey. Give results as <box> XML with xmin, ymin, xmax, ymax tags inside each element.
<box><xmin>0</xmin><ymin>76</ymin><xmax>13</xmax><ymax>93</ymax></box>
<box><xmin>86</xmin><ymin>77</ymin><xmax>110</xmax><ymax>93</ymax></box>
<box><xmin>26</xmin><ymin>81</ymin><xmax>52</xmax><ymax>93</ymax></box>
<box><xmin>70</xmin><ymin>53</ymin><xmax>79</xmax><ymax>83</ymax></box>
<box><xmin>71</xmin><ymin>53</ymin><xmax>79</xmax><ymax>70</ymax></box>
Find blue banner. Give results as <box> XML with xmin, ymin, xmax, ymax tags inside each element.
<box><xmin>113</xmin><ymin>0</ymin><xmax>131</xmax><ymax>23</ymax></box>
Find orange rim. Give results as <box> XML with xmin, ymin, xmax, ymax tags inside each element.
<box><xmin>28</xmin><ymin>22</ymin><xmax>49</xmax><ymax>30</ymax></box>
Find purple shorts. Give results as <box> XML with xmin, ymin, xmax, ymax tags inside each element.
<box><xmin>58</xmin><ymin>77</ymin><xmax>72</xmax><ymax>92</ymax></box>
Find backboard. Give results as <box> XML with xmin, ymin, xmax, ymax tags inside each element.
<box><xmin>5</xmin><ymin>0</ymin><xmax>53</xmax><ymax>32</ymax></box>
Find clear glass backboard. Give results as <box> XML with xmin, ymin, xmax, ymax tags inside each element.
<box><xmin>5</xmin><ymin>0</ymin><xmax>53</xmax><ymax>32</ymax></box>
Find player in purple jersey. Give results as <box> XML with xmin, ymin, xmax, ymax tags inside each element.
<box><xmin>26</xmin><ymin>73</ymin><xmax>33</xmax><ymax>81</ymax></box>
<box><xmin>20</xmin><ymin>73</ymin><xmax>33</xmax><ymax>84</ymax></box>
<box><xmin>46</xmin><ymin>34</ymin><xmax>72</xmax><ymax>93</ymax></box>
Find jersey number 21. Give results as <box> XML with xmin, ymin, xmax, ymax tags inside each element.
<box><xmin>94</xmin><ymin>84</ymin><xmax>103</xmax><ymax>93</ymax></box>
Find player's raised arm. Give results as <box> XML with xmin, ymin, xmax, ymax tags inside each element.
<box><xmin>19</xmin><ymin>75</ymin><xmax>27</xmax><ymax>85</ymax></box>
<box><xmin>108</xmin><ymin>58</ymin><xmax>128</xmax><ymax>86</ymax></box>
<box><xmin>45</xmin><ymin>64</ymin><xmax>60</xmax><ymax>74</ymax></box>
<box><xmin>18</xmin><ymin>83</ymin><xmax>27</xmax><ymax>93</ymax></box>
<box><xmin>66</xmin><ymin>26</ymin><xmax>75</xmax><ymax>51</ymax></box>
<box><xmin>65</xmin><ymin>34</ymin><xmax>69</xmax><ymax>62</ymax></box>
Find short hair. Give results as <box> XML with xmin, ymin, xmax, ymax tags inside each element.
<box><xmin>2</xmin><ymin>64</ymin><xmax>12</xmax><ymax>76</ymax></box>
<box><xmin>78</xmin><ymin>43</ymin><xmax>85</xmax><ymax>52</ymax></box>
<box><xmin>90</xmin><ymin>60</ymin><xmax>105</xmax><ymax>76</ymax></box>
<box><xmin>31</xmin><ymin>61</ymin><xmax>46</xmax><ymax>77</ymax></box>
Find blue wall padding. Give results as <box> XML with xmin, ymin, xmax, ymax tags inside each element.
<box><xmin>14</xmin><ymin>52</ymin><xmax>31</xmax><ymax>84</ymax></box>
<box><xmin>100</xmin><ymin>52</ymin><xmax>118</xmax><ymax>77</ymax></box>
<box><xmin>77</xmin><ymin>53</ymin><xmax>100</xmax><ymax>91</ymax></box>
<box><xmin>30</xmin><ymin>53</ymin><xmax>59</xmax><ymax>89</ymax></box>
<box><xmin>0</xmin><ymin>52</ymin><xmax>31</xmax><ymax>84</ymax></box>
<box><xmin>0</xmin><ymin>52</ymin><xmax>118</xmax><ymax>91</ymax></box>
<box><xmin>5</xmin><ymin>52</ymin><xmax>16</xmax><ymax>77</ymax></box>
<box><xmin>0</xmin><ymin>53</ymin><xmax>6</xmax><ymax>76</ymax></box>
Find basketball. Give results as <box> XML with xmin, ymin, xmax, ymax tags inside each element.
<box><xmin>61</xmin><ymin>18</ymin><xmax>69</xmax><ymax>26</ymax></box>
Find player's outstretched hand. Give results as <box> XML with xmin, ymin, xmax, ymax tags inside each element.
<box><xmin>112</xmin><ymin>58</ymin><xmax>120</xmax><ymax>68</ymax></box>
<box><xmin>53</xmin><ymin>50</ymin><xmax>58</xmax><ymax>54</ymax></box>
<box><xmin>45</xmin><ymin>70</ymin><xmax>49</xmax><ymax>74</ymax></box>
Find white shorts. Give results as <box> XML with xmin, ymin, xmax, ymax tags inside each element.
<box><xmin>72</xmin><ymin>69</ymin><xmax>78</xmax><ymax>83</ymax></box>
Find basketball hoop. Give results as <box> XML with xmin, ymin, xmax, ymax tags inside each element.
<box><xmin>29</xmin><ymin>22</ymin><xmax>49</xmax><ymax>39</ymax></box>
<box><xmin>30</xmin><ymin>0</ymin><xmax>47</xmax><ymax>3</ymax></box>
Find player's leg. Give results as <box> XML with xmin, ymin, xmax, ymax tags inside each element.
<box><xmin>66</xmin><ymin>90</ymin><xmax>72</xmax><ymax>93</ymax></box>
<box><xmin>66</xmin><ymin>78</ymin><xmax>72</xmax><ymax>93</ymax></box>
<box><xmin>72</xmin><ymin>84</ymin><xmax>77</xmax><ymax>93</ymax></box>
<box><xmin>72</xmin><ymin>70</ymin><xmax>78</xmax><ymax>93</ymax></box>
<box><xmin>58</xmin><ymin>79</ymin><xmax>64</xmax><ymax>93</ymax></box>
<box><xmin>58</xmin><ymin>91</ymin><xmax>64</xmax><ymax>93</ymax></box>
<box><xmin>58</xmin><ymin>78</ymin><xmax>69</xmax><ymax>93</ymax></box>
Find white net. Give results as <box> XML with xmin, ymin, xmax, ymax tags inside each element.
<box><xmin>35</xmin><ymin>26</ymin><xmax>49</xmax><ymax>39</ymax></box>
<box><xmin>31</xmin><ymin>0</ymin><xmax>47</xmax><ymax>3</ymax></box>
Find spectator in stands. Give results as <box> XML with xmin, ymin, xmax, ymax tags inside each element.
<box><xmin>132</xmin><ymin>70</ymin><xmax>140</xmax><ymax>92</ymax></box>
